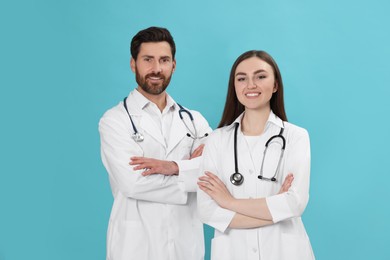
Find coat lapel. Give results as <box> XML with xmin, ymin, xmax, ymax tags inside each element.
<box><xmin>125</xmin><ymin>93</ymin><xmax>166</xmax><ymax>147</ymax></box>
<box><xmin>166</xmin><ymin>108</ymin><xmax>187</xmax><ymax>154</ymax></box>
<box><xmin>138</xmin><ymin>112</ymin><xmax>166</xmax><ymax>147</ymax></box>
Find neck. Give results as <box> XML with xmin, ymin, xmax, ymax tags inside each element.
<box><xmin>241</xmin><ymin>107</ymin><xmax>271</xmax><ymax>136</ymax></box>
<box><xmin>137</xmin><ymin>87</ymin><xmax>167</xmax><ymax>112</ymax></box>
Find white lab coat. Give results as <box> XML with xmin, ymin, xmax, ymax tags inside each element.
<box><xmin>99</xmin><ymin>90</ymin><xmax>211</xmax><ymax>260</ymax></box>
<box><xmin>197</xmin><ymin>111</ymin><xmax>315</xmax><ymax>260</ymax></box>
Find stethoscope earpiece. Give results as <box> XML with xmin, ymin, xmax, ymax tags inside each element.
<box><xmin>178</xmin><ymin>104</ymin><xmax>208</xmax><ymax>141</ymax></box>
<box><xmin>257</xmin><ymin>176</ymin><xmax>277</xmax><ymax>182</ymax></box>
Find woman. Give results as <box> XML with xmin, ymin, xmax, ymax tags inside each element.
<box><xmin>197</xmin><ymin>50</ymin><xmax>314</xmax><ymax>260</ymax></box>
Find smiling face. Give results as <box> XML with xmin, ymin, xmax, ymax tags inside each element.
<box><xmin>234</xmin><ymin>57</ymin><xmax>278</xmax><ymax>111</ymax></box>
<box><xmin>130</xmin><ymin>42</ymin><xmax>176</xmax><ymax>96</ymax></box>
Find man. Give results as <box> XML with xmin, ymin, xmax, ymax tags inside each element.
<box><xmin>99</xmin><ymin>27</ymin><xmax>211</xmax><ymax>260</ymax></box>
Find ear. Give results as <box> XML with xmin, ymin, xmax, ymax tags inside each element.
<box><xmin>130</xmin><ymin>58</ymin><xmax>136</xmax><ymax>73</ymax></box>
<box><xmin>273</xmin><ymin>81</ymin><xmax>278</xmax><ymax>93</ymax></box>
<box><xmin>172</xmin><ymin>59</ymin><xmax>176</xmax><ymax>73</ymax></box>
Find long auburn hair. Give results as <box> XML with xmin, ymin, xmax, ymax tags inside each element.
<box><xmin>218</xmin><ymin>50</ymin><xmax>288</xmax><ymax>128</ymax></box>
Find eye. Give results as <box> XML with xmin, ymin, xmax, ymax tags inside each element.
<box><xmin>143</xmin><ymin>57</ymin><xmax>152</xmax><ymax>62</ymax></box>
<box><xmin>256</xmin><ymin>75</ymin><xmax>266</xmax><ymax>80</ymax></box>
<box><xmin>236</xmin><ymin>77</ymin><xmax>246</xmax><ymax>82</ymax></box>
<box><xmin>161</xmin><ymin>58</ymin><xmax>171</xmax><ymax>63</ymax></box>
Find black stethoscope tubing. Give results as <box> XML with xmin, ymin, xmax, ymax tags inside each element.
<box><xmin>230</xmin><ymin>121</ymin><xmax>286</xmax><ymax>186</ymax></box>
<box><xmin>123</xmin><ymin>97</ymin><xmax>144</xmax><ymax>142</ymax></box>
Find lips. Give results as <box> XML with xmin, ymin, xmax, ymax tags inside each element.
<box><xmin>147</xmin><ymin>76</ymin><xmax>163</xmax><ymax>81</ymax></box>
<box><xmin>146</xmin><ymin>74</ymin><xmax>165</xmax><ymax>81</ymax></box>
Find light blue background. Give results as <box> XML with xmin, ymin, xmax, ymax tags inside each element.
<box><xmin>1</xmin><ymin>0</ymin><xmax>390</xmax><ymax>259</ymax></box>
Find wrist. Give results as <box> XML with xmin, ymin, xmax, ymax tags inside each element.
<box><xmin>224</xmin><ymin>197</ymin><xmax>236</xmax><ymax>210</ymax></box>
<box><xmin>171</xmin><ymin>161</ymin><xmax>179</xmax><ymax>175</ymax></box>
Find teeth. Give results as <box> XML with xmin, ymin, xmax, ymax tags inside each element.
<box><xmin>246</xmin><ymin>93</ymin><xmax>260</xmax><ymax>97</ymax></box>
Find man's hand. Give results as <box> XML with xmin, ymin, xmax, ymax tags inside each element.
<box><xmin>190</xmin><ymin>144</ymin><xmax>205</xmax><ymax>159</ymax></box>
<box><xmin>130</xmin><ymin>157</ymin><xmax>179</xmax><ymax>176</ymax></box>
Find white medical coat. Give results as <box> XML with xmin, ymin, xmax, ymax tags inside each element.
<box><xmin>198</xmin><ymin>111</ymin><xmax>315</xmax><ymax>260</ymax></box>
<box><xmin>99</xmin><ymin>90</ymin><xmax>211</xmax><ymax>260</ymax></box>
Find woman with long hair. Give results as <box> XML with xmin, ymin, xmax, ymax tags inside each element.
<box><xmin>197</xmin><ymin>50</ymin><xmax>314</xmax><ymax>260</ymax></box>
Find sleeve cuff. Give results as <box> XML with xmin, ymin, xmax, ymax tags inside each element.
<box><xmin>266</xmin><ymin>193</ymin><xmax>293</xmax><ymax>223</ymax></box>
<box><xmin>175</xmin><ymin>158</ymin><xmax>201</xmax><ymax>192</ymax></box>
<box><xmin>208</xmin><ymin>207</ymin><xmax>236</xmax><ymax>233</ymax></box>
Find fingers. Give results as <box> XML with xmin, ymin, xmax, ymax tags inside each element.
<box><xmin>142</xmin><ymin>168</ymin><xmax>157</xmax><ymax>176</ymax></box>
<box><xmin>130</xmin><ymin>157</ymin><xmax>154</xmax><ymax>170</ymax></box>
<box><xmin>194</xmin><ymin>144</ymin><xmax>205</xmax><ymax>152</ymax></box>
<box><xmin>190</xmin><ymin>144</ymin><xmax>205</xmax><ymax>159</ymax></box>
<box><xmin>197</xmin><ymin>180</ymin><xmax>213</xmax><ymax>192</ymax></box>
<box><xmin>198</xmin><ymin>171</ymin><xmax>226</xmax><ymax>192</ymax></box>
<box><xmin>130</xmin><ymin>158</ymin><xmax>177</xmax><ymax>176</ymax></box>
<box><xmin>129</xmin><ymin>156</ymin><xmax>149</xmax><ymax>165</ymax></box>
<box><xmin>279</xmin><ymin>173</ymin><xmax>294</xmax><ymax>194</ymax></box>
<box><xmin>205</xmin><ymin>171</ymin><xmax>225</xmax><ymax>186</ymax></box>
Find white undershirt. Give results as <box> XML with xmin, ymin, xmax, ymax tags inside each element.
<box><xmin>244</xmin><ymin>135</ymin><xmax>261</xmax><ymax>153</ymax></box>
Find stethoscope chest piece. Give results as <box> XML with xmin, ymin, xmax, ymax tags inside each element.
<box><xmin>230</xmin><ymin>172</ymin><xmax>244</xmax><ymax>186</ymax></box>
<box><xmin>132</xmin><ymin>132</ymin><xmax>144</xmax><ymax>142</ymax></box>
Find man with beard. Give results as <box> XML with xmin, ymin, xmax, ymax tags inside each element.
<box><xmin>99</xmin><ymin>27</ymin><xmax>211</xmax><ymax>260</ymax></box>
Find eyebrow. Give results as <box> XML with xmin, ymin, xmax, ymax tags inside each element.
<box><xmin>159</xmin><ymin>56</ymin><xmax>171</xmax><ymax>60</ymax></box>
<box><xmin>253</xmin><ymin>69</ymin><xmax>267</xmax><ymax>75</ymax></box>
<box><xmin>235</xmin><ymin>69</ymin><xmax>267</xmax><ymax>77</ymax></box>
<box><xmin>140</xmin><ymin>55</ymin><xmax>172</xmax><ymax>60</ymax></box>
<box><xmin>235</xmin><ymin>72</ymin><xmax>247</xmax><ymax>77</ymax></box>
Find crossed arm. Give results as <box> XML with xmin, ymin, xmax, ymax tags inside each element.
<box><xmin>129</xmin><ymin>144</ymin><xmax>205</xmax><ymax>176</ymax></box>
<box><xmin>198</xmin><ymin>172</ymin><xmax>294</xmax><ymax>229</ymax></box>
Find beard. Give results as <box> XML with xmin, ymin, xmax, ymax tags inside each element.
<box><xmin>135</xmin><ymin>68</ymin><xmax>173</xmax><ymax>95</ymax></box>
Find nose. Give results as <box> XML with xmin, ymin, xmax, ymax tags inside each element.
<box><xmin>151</xmin><ymin>60</ymin><xmax>162</xmax><ymax>74</ymax></box>
<box><xmin>247</xmin><ymin>77</ymin><xmax>257</xmax><ymax>89</ymax></box>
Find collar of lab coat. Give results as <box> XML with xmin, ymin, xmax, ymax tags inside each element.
<box><xmin>131</xmin><ymin>88</ymin><xmax>176</xmax><ymax>112</ymax></box>
<box><xmin>126</xmin><ymin>89</ymin><xmax>187</xmax><ymax>151</ymax></box>
<box><xmin>226</xmin><ymin>110</ymin><xmax>284</xmax><ymax>131</ymax></box>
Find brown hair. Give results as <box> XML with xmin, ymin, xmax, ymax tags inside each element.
<box><xmin>218</xmin><ymin>50</ymin><xmax>287</xmax><ymax>128</ymax></box>
<box><xmin>130</xmin><ymin>26</ymin><xmax>176</xmax><ymax>60</ymax></box>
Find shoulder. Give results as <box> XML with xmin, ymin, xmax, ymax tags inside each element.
<box><xmin>176</xmin><ymin>104</ymin><xmax>209</xmax><ymax>124</ymax></box>
<box><xmin>284</xmin><ymin>122</ymin><xmax>308</xmax><ymax>135</ymax></box>
<box><xmin>283</xmin><ymin>121</ymin><xmax>310</xmax><ymax>144</ymax></box>
<box><xmin>99</xmin><ymin>101</ymin><xmax>127</xmax><ymax>127</ymax></box>
<box><xmin>100</xmin><ymin>101</ymin><xmax>124</xmax><ymax>119</ymax></box>
<box><xmin>205</xmin><ymin>125</ymin><xmax>233</xmax><ymax>143</ymax></box>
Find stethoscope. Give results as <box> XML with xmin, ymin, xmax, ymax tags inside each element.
<box><xmin>123</xmin><ymin>97</ymin><xmax>208</xmax><ymax>143</ymax></box>
<box><xmin>230</xmin><ymin>122</ymin><xmax>286</xmax><ymax>186</ymax></box>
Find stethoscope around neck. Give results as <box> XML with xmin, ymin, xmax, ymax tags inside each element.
<box><xmin>230</xmin><ymin>122</ymin><xmax>286</xmax><ymax>186</ymax></box>
<box><xmin>123</xmin><ymin>97</ymin><xmax>208</xmax><ymax>143</ymax></box>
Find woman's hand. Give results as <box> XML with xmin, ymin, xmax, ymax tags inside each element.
<box><xmin>198</xmin><ymin>171</ymin><xmax>234</xmax><ymax>209</ymax></box>
<box><xmin>198</xmin><ymin>172</ymin><xmax>294</xmax><ymax>210</ymax></box>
